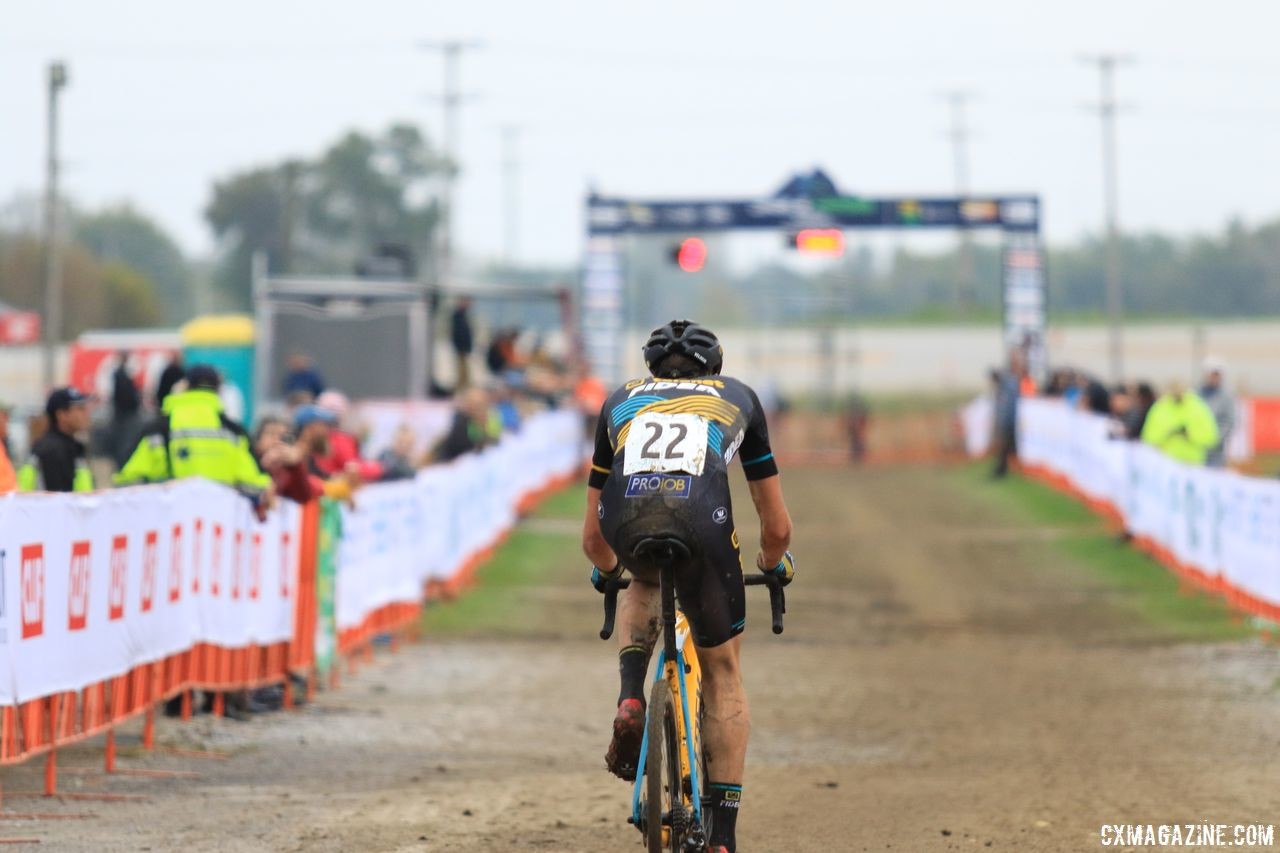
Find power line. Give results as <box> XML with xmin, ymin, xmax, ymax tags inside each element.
<box><xmin>500</xmin><ymin>125</ymin><xmax>520</xmax><ymax>265</ymax></box>
<box><xmin>1080</xmin><ymin>52</ymin><xmax>1135</xmax><ymax>382</ymax></box>
<box><xmin>42</xmin><ymin>60</ymin><xmax>68</xmax><ymax>393</ymax></box>
<box><xmin>940</xmin><ymin>89</ymin><xmax>976</xmax><ymax>308</ymax></box>
<box><xmin>420</xmin><ymin>39</ymin><xmax>482</xmax><ymax>286</ymax></box>
<box><xmin>939</xmin><ymin>90</ymin><xmax>974</xmax><ymax>197</ymax></box>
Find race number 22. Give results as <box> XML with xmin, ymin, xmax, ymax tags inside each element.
<box><xmin>623</xmin><ymin>413</ymin><xmax>709</xmax><ymax>476</ymax></box>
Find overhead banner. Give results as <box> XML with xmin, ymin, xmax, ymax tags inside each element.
<box><xmin>586</xmin><ymin>194</ymin><xmax>1041</xmax><ymax>236</ymax></box>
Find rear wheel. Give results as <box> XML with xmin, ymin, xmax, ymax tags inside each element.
<box><xmin>643</xmin><ymin>677</ymin><xmax>684</xmax><ymax>852</ymax></box>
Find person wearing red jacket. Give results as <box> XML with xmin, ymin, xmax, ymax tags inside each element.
<box><xmin>314</xmin><ymin>391</ymin><xmax>383</xmax><ymax>482</ymax></box>
<box><xmin>253</xmin><ymin>415</ymin><xmax>325</xmax><ymax>504</ymax></box>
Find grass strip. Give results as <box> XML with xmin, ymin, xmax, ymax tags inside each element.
<box><xmin>420</xmin><ymin>484</ymin><xmax>584</xmax><ymax>637</ymax></box>
<box><xmin>950</xmin><ymin>463</ymin><xmax>1253</xmax><ymax>642</ymax></box>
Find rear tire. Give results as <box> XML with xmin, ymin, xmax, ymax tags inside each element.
<box><xmin>643</xmin><ymin>677</ymin><xmax>683</xmax><ymax>853</ymax></box>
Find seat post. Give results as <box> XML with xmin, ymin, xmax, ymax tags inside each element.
<box><xmin>659</xmin><ymin>559</ymin><xmax>678</xmax><ymax>660</ymax></box>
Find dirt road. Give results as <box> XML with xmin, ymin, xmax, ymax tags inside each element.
<box><xmin>19</xmin><ymin>466</ymin><xmax>1280</xmax><ymax>851</ymax></box>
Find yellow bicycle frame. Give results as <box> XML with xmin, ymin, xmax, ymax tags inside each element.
<box><xmin>632</xmin><ymin>610</ymin><xmax>705</xmax><ymax>827</ymax></box>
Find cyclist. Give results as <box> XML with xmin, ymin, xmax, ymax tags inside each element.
<box><xmin>582</xmin><ymin>319</ymin><xmax>795</xmax><ymax>853</ymax></box>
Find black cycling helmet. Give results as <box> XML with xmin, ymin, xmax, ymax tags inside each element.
<box><xmin>643</xmin><ymin>319</ymin><xmax>723</xmax><ymax>378</ymax></box>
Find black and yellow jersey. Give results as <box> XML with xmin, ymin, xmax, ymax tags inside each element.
<box><xmin>588</xmin><ymin>374</ymin><xmax>778</xmax><ymax>490</ymax></box>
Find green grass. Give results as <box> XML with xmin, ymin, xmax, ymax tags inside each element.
<box><xmin>419</xmin><ymin>484</ymin><xmax>584</xmax><ymax>637</ymax></box>
<box><xmin>951</xmin><ymin>463</ymin><xmax>1254</xmax><ymax>642</ymax></box>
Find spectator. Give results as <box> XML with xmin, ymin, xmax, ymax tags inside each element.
<box><xmin>314</xmin><ymin>390</ymin><xmax>383</xmax><ymax>482</ymax></box>
<box><xmin>155</xmin><ymin>351</ymin><xmax>185</xmax><ymax>409</ymax></box>
<box><xmin>1077</xmin><ymin>373</ymin><xmax>1111</xmax><ymax>415</ymax></box>
<box><xmin>376</xmin><ymin>424</ymin><xmax>419</xmax><ymax>481</ymax></box>
<box><xmin>1128</xmin><ymin>382</ymin><xmax>1156</xmax><ymax>440</ymax></box>
<box><xmin>1199</xmin><ymin>357</ymin><xmax>1235</xmax><ymax>468</ymax></box>
<box><xmin>1106</xmin><ymin>384</ymin><xmax>1133</xmax><ymax>439</ymax></box>
<box><xmin>846</xmin><ymin>392</ymin><xmax>870</xmax><ymax>463</ymax></box>
<box><xmin>1140</xmin><ymin>381</ymin><xmax>1219</xmax><ymax>465</ymax></box>
<box><xmin>434</xmin><ymin>387</ymin><xmax>497</xmax><ymax>462</ymax></box>
<box><xmin>991</xmin><ymin>352</ymin><xmax>1026</xmax><ymax>479</ymax></box>
<box><xmin>491</xmin><ymin>382</ymin><xmax>522</xmax><ymax>433</ymax></box>
<box><xmin>0</xmin><ymin>401</ymin><xmax>15</xmax><ymax>494</ymax></box>
<box><xmin>450</xmin><ymin>297</ymin><xmax>475</xmax><ymax>389</ymax></box>
<box><xmin>109</xmin><ymin>351</ymin><xmax>143</xmax><ymax>469</ymax></box>
<box><xmin>115</xmin><ymin>365</ymin><xmax>274</xmax><ymax>513</ymax></box>
<box><xmin>18</xmin><ymin>388</ymin><xmax>94</xmax><ymax>492</ymax></box>
<box><xmin>282</xmin><ymin>353</ymin><xmax>325</xmax><ymax>404</ymax></box>
<box><xmin>294</xmin><ymin>405</ymin><xmax>358</xmax><ymax>505</ymax></box>
<box><xmin>485</xmin><ymin>329</ymin><xmax>525</xmax><ymax>378</ymax></box>
<box><xmin>254</xmin><ymin>415</ymin><xmax>324</xmax><ymax>504</ymax></box>
<box><xmin>294</xmin><ymin>404</ymin><xmax>336</xmax><ymax>474</ymax></box>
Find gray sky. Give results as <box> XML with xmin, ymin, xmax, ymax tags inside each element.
<box><xmin>3</xmin><ymin>0</ymin><xmax>1279</xmax><ymax>267</ymax></box>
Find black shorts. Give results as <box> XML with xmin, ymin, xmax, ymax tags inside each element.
<box><xmin>598</xmin><ymin>472</ymin><xmax>745</xmax><ymax>648</ymax></box>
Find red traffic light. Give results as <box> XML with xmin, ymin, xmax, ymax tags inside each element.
<box><xmin>791</xmin><ymin>228</ymin><xmax>845</xmax><ymax>257</ymax></box>
<box><xmin>673</xmin><ymin>237</ymin><xmax>707</xmax><ymax>272</ymax></box>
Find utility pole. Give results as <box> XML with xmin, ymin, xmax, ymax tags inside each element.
<box><xmin>940</xmin><ymin>90</ymin><xmax>976</xmax><ymax>309</ymax></box>
<box><xmin>500</xmin><ymin>125</ymin><xmax>520</xmax><ymax>265</ymax></box>
<box><xmin>41</xmin><ymin>61</ymin><xmax>69</xmax><ymax>393</ymax></box>
<box><xmin>421</xmin><ymin>39</ymin><xmax>482</xmax><ymax>288</ymax></box>
<box><xmin>1080</xmin><ymin>53</ymin><xmax>1133</xmax><ymax>382</ymax></box>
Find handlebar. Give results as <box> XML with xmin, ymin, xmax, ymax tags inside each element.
<box><xmin>599</xmin><ymin>573</ymin><xmax>787</xmax><ymax>640</ymax></box>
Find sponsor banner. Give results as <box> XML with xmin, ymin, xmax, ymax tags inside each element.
<box><xmin>0</xmin><ymin>409</ymin><xmax>582</xmax><ymax>706</ymax></box>
<box><xmin>1002</xmin><ymin>233</ymin><xmax>1048</xmax><ymax>381</ymax></box>
<box><xmin>0</xmin><ymin>480</ymin><xmax>296</xmax><ymax>705</ymax></box>
<box><xmin>1017</xmin><ymin>399</ymin><xmax>1280</xmax><ymax>615</ymax></box>
<box><xmin>334</xmin><ymin>410</ymin><xmax>583</xmax><ymax>631</ymax></box>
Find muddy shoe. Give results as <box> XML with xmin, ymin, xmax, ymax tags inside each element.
<box><xmin>605</xmin><ymin>698</ymin><xmax>645</xmax><ymax>781</ymax></box>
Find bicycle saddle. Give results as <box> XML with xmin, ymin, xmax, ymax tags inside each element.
<box><xmin>630</xmin><ymin>536</ymin><xmax>692</xmax><ymax>566</ymax></box>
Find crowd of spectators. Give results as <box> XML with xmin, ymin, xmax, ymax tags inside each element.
<box><xmin>991</xmin><ymin>352</ymin><xmax>1237</xmax><ymax>478</ymax></box>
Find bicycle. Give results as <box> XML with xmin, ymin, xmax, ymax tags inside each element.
<box><xmin>599</xmin><ymin>537</ymin><xmax>786</xmax><ymax>853</ymax></box>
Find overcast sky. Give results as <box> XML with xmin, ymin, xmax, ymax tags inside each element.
<box><xmin>3</xmin><ymin>0</ymin><xmax>1279</xmax><ymax>267</ymax></box>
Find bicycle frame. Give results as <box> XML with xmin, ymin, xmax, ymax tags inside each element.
<box><xmin>631</xmin><ymin>567</ymin><xmax>705</xmax><ymax>831</ymax></box>
<box><xmin>598</xmin><ymin>562</ymin><xmax>784</xmax><ymax>848</ymax></box>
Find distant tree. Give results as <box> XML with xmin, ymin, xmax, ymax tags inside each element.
<box><xmin>205</xmin><ymin>166</ymin><xmax>291</xmax><ymax>309</ymax></box>
<box><xmin>75</xmin><ymin>205</ymin><xmax>192</xmax><ymax>324</ymax></box>
<box><xmin>0</xmin><ymin>233</ymin><xmax>161</xmax><ymax>337</ymax></box>
<box><xmin>100</xmin><ymin>260</ymin><xmax>163</xmax><ymax>329</ymax></box>
<box><xmin>204</xmin><ymin>123</ymin><xmax>446</xmax><ymax>308</ymax></box>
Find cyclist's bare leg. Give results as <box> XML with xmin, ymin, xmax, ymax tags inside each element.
<box><xmin>618</xmin><ymin>577</ymin><xmax>661</xmax><ymax>659</ymax></box>
<box><xmin>697</xmin><ymin>635</ymin><xmax>748</xmax><ymax>851</ymax></box>
<box><xmin>606</xmin><ymin>578</ymin><xmax>660</xmax><ymax>780</ymax></box>
<box><xmin>697</xmin><ymin>635</ymin><xmax>749</xmax><ymax>783</ymax></box>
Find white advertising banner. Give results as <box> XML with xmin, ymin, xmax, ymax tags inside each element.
<box><xmin>1018</xmin><ymin>398</ymin><xmax>1280</xmax><ymax>616</ymax></box>
<box><xmin>0</xmin><ymin>409</ymin><xmax>582</xmax><ymax>706</ymax></box>
<box><xmin>0</xmin><ymin>480</ymin><xmax>297</xmax><ymax>706</ymax></box>
<box><xmin>335</xmin><ymin>410</ymin><xmax>583</xmax><ymax>631</ymax></box>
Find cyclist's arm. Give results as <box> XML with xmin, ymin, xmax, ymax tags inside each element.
<box><xmin>747</xmin><ymin>476</ymin><xmax>792</xmax><ymax>567</ymax></box>
<box><xmin>583</xmin><ymin>485</ymin><xmax>618</xmax><ymax>569</ymax></box>
<box><xmin>582</xmin><ymin>408</ymin><xmax>619</xmax><ymax>569</ymax></box>
<box><xmin>741</xmin><ymin>387</ymin><xmax>790</xmax><ymax>566</ymax></box>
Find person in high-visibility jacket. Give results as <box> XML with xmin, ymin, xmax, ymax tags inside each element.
<box><xmin>1140</xmin><ymin>381</ymin><xmax>1220</xmax><ymax>465</ymax></box>
<box><xmin>18</xmin><ymin>387</ymin><xmax>95</xmax><ymax>492</ymax></box>
<box><xmin>115</xmin><ymin>365</ymin><xmax>273</xmax><ymax>508</ymax></box>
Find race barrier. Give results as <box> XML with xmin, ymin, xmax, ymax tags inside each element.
<box><xmin>1016</xmin><ymin>398</ymin><xmax>1280</xmax><ymax>621</ymax></box>
<box><xmin>0</xmin><ymin>409</ymin><xmax>584</xmax><ymax>788</ymax></box>
<box><xmin>961</xmin><ymin>394</ymin><xmax>1276</xmax><ymax>463</ymax></box>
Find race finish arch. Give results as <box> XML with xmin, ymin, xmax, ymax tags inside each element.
<box><xmin>581</xmin><ymin>170</ymin><xmax>1045</xmax><ymax>385</ymax></box>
